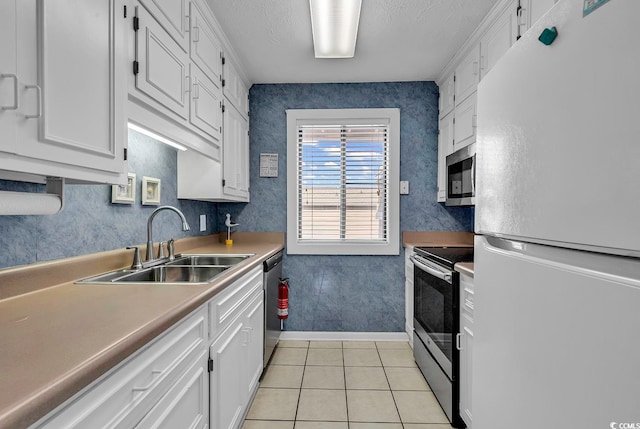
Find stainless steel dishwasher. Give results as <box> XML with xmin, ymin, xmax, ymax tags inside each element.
<box><xmin>263</xmin><ymin>250</ymin><xmax>283</xmax><ymax>367</ymax></box>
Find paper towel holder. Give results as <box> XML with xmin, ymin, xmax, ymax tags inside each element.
<box><xmin>0</xmin><ymin>177</ymin><xmax>65</xmax><ymax>215</ymax></box>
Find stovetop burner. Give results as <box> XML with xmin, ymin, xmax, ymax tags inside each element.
<box><xmin>414</xmin><ymin>246</ymin><xmax>474</xmax><ymax>269</ymax></box>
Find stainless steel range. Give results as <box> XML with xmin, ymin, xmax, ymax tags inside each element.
<box><xmin>411</xmin><ymin>246</ymin><xmax>473</xmax><ymax>428</ymax></box>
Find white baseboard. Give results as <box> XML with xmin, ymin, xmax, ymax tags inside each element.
<box><xmin>280</xmin><ymin>331</ymin><xmax>410</xmax><ymax>342</ymax></box>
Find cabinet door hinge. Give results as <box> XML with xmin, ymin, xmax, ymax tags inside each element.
<box><xmin>208</xmin><ymin>358</ymin><xmax>213</xmax><ymax>372</ymax></box>
<box><xmin>221</xmin><ymin>103</ymin><xmax>225</xmax><ymax>113</ymax></box>
<box><xmin>221</xmin><ymin>56</ymin><xmax>226</xmax><ymax>65</ymax></box>
<box><xmin>222</xmin><ymin>179</ymin><xmax>226</xmax><ymax>187</ymax></box>
<box><xmin>133</xmin><ymin>16</ymin><xmax>139</xmax><ymax>31</ymax></box>
<box><xmin>123</xmin><ymin>5</ymin><xmax>127</xmax><ymax>18</ymax></box>
<box><xmin>124</xmin><ymin>148</ymin><xmax>128</xmax><ymax>161</ymax></box>
<box><xmin>133</xmin><ymin>61</ymin><xmax>139</xmax><ymax>75</ymax></box>
<box><xmin>222</xmin><ymin>79</ymin><xmax>226</xmax><ymax>87</ymax></box>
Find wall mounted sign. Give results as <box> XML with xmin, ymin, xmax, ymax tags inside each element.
<box><xmin>260</xmin><ymin>153</ymin><xmax>279</xmax><ymax>177</ymax></box>
<box><xmin>583</xmin><ymin>0</ymin><xmax>611</xmax><ymax>16</ymax></box>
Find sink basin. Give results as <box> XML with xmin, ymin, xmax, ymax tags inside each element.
<box><xmin>116</xmin><ymin>266</ymin><xmax>230</xmax><ymax>283</ymax></box>
<box><xmin>76</xmin><ymin>253</ymin><xmax>253</xmax><ymax>285</ymax></box>
<box><xmin>167</xmin><ymin>254</ymin><xmax>252</xmax><ymax>266</ymax></box>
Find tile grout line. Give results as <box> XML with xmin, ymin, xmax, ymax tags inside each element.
<box><xmin>340</xmin><ymin>341</ymin><xmax>351</xmax><ymax>429</ymax></box>
<box><xmin>292</xmin><ymin>342</ymin><xmax>310</xmax><ymax>424</ymax></box>
<box><xmin>377</xmin><ymin>341</ymin><xmax>406</xmax><ymax>428</ymax></box>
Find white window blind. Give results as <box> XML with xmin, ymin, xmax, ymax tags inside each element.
<box><xmin>297</xmin><ymin>124</ymin><xmax>388</xmax><ymax>242</ymax></box>
<box><xmin>287</xmin><ymin>108</ymin><xmax>399</xmax><ymax>256</ymax></box>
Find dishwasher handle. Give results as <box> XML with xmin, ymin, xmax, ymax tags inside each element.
<box><xmin>264</xmin><ymin>250</ymin><xmax>284</xmax><ymax>272</ymax></box>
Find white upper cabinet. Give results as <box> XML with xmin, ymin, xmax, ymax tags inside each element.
<box><xmin>454</xmin><ymin>92</ymin><xmax>477</xmax><ymax>151</ymax></box>
<box><xmin>0</xmin><ymin>0</ymin><xmax>127</xmax><ymax>184</ymax></box>
<box><xmin>437</xmin><ymin>111</ymin><xmax>454</xmax><ymax>202</ymax></box>
<box><xmin>518</xmin><ymin>0</ymin><xmax>558</xmax><ymax>37</ymax></box>
<box><xmin>138</xmin><ymin>0</ymin><xmax>189</xmax><ymax>52</ymax></box>
<box><xmin>438</xmin><ymin>73</ymin><xmax>455</xmax><ymax>119</ymax></box>
<box><xmin>189</xmin><ymin>63</ymin><xmax>222</xmax><ymax>144</ymax></box>
<box><xmin>223</xmin><ymin>57</ymin><xmax>249</xmax><ymax>119</ymax></box>
<box><xmin>454</xmin><ymin>47</ymin><xmax>480</xmax><ymax>106</ymax></box>
<box><xmin>135</xmin><ymin>2</ymin><xmax>190</xmax><ymax>120</ymax></box>
<box><xmin>480</xmin><ymin>1</ymin><xmax>518</xmax><ymax>80</ymax></box>
<box><xmin>222</xmin><ymin>101</ymin><xmax>250</xmax><ymax>201</ymax></box>
<box><xmin>190</xmin><ymin>1</ymin><xmax>223</xmax><ymax>86</ymax></box>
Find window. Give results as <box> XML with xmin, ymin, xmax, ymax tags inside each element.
<box><xmin>286</xmin><ymin>108</ymin><xmax>400</xmax><ymax>255</ymax></box>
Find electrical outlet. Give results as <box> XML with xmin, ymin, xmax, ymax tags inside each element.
<box><xmin>199</xmin><ymin>214</ymin><xmax>206</xmax><ymax>232</ymax></box>
<box><xmin>400</xmin><ymin>181</ymin><xmax>409</xmax><ymax>195</ymax></box>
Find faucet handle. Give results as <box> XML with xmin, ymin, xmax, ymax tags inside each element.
<box><xmin>157</xmin><ymin>241</ymin><xmax>166</xmax><ymax>259</ymax></box>
<box><xmin>126</xmin><ymin>246</ymin><xmax>143</xmax><ymax>270</ymax></box>
<box><xmin>167</xmin><ymin>238</ymin><xmax>176</xmax><ymax>261</ymax></box>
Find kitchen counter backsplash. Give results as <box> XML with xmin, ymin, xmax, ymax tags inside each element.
<box><xmin>0</xmin><ymin>130</ymin><xmax>217</xmax><ymax>270</ymax></box>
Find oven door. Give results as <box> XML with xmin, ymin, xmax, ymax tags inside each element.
<box><xmin>411</xmin><ymin>254</ymin><xmax>457</xmax><ymax>379</ymax></box>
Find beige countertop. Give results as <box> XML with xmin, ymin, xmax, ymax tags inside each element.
<box><xmin>402</xmin><ymin>231</ymin><xmax>474</xmax><ymax>248</ymax></box>
<box><xmin>0</xmin><ymin>232</ymin><xmax>284</xmax><ymax>429</ymax></box>
<box><xmin>455</xmin><ymin>262</ymin><xmax>475</xmax><ymax>278</ymax></box>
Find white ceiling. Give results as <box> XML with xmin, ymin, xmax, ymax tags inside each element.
<box><xmin>207</xmin><ymin>0</ymin><xmax>498</xmax><ymax>84</ymax></box>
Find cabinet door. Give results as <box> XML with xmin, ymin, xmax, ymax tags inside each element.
<box><xmin>453</xmin><ymin>92</ymin><xmax>476</xmax><ymax>151</ymax></box>
<box><xmin>454</xmin><ymin>46</ymin><xmax>480</xmax><ymax>106</ymax></box>
<box><xmin>15</xmin><ymin>0</ymin><xmax>127</xmax><ymax>176</ymax></box>
<box><xmin>0</xmin><ymin>0</ymin><xmax>17</xmax><ymax>154</ymax></box>
<box><xmin>223</xmin><ymin>100</ymin><xmax>250</xmax><ymax>200</ymax></box>
<box><xmin>190</xmin><ymin>1</ymin><xmax>223</xmax><ymax>85</ymax></box>
<box><xmin>209</xmin><ymin>319</ymin><xmax>246</xmax><ymax>429</ymax></box>
<box><xmin>459</xmin><ymin>317</ymin><xmax>474</xmax><ymax>428</ymax></box>
<box><xmin>519</xmin><ymin>0</ymin><xmax>557</xmax><ymax>36</ymax></box>
<box><xmin>244</xmin><ymin>291</ymin><xmax>264</xmax><ymax>400</ymax></box>
<box><xmin>480</xmin><ymin>2</ymin><xmax>517</xmax><ymax>80</ymax></box>
<box><xmin>190</xmin><ymin>64</ymin><xmax>223</xmax><ymax>144</ymax></box>
<box><xmin>136</xmin><ymin>351</ymin><xmax>209</xmax><ymax>429</ymax></box>
<box><xmin>138</xmin><ymin>0</ymin><xmax>189</xmax><ymax>52</ymax></box>
<box><xmin>437</xmin><ymin>111</ymin><xmax>454</xmax><ymax>202</ymax></box>
<box><xmin>438</xmin><ymin>73</ymin><xmax>455</xmax><ymax>118</ymax></box>
<box><xmin>223</xmin><ymin>58</ymin><xmax>249</xmax><ymax>118</ymax></box>
<box><xmin>136</xmin><ymin>3</ymin><xmax>190</xmax><ymax>120</ymax></box>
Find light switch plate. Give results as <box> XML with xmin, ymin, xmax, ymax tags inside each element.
<box><xmin>400</xmin><ymin>181</ymin><xmax>409</xmax><ymax>195</ymax></box>
<box><xmin>199</xmin><ymin>214</ymin><xmax>206</xmax><ymax>232</ymax></box>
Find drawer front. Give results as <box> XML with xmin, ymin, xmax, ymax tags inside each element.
<box><xmin>36</xmin><ymin>307</ymin><xmax>207</xmax><ymax>429</ymax></box>
<box><xmin>135</xmin><ymin>350</ymin><xmax>209</xmax><ymax>429</ymax></box>
<box><xmin>209</xmin><ymin>266</ymin><xmax>263</xmax><ymax>342</ymax></box>
<box><xmin>460</xmin><ymin>274</ymin><xmax>474</xmax><ymax>319</ymax></box>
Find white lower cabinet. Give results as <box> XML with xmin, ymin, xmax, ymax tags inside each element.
<box><xmin>404</xmin><ymin>247</ymin><xmax>414</xmax><ymax>344</ymax></box>
<box><xmin>32</xmin><ymin>266</ymin><xmax>265</xmax><ymax>429</ymax></box>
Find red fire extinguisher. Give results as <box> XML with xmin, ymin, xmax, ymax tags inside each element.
<box><xmin>278</xmin><ymin>278</ymin><xmax>289</xmax><ymax>320</ymax></box>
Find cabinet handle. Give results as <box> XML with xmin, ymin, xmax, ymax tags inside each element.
<box><xmin>184</xmin><ymin>14</ymin><xmax>189</xmax><ymax>32</ymax></box>
<box><xmin>1</xmin><ymin>74</ymin><xmax>19</xmax><ymax>110</ymax></box>
<box><xmin>242</xmin><ymin>327</ymin><xmax>251</xmax><ymax>345</ymax></box>
<box><xmin>456</xmin><ymin>333</ymin><xmax>463</xmax><ymax>350</ymax></box>
<box><xmin>472</xmin><ymin>114</ymin><xmax>477</xmax><ymax>128</ymax></box>
<box><xmin>193</xmin><ymin>25</ymin><xmax>199</xmax><ymax>43</ymax></box>
<box><xmin>132</xmin><ymin>369</ymin><xmax>163</xmax><ymax>393</ymax></box>
<box><xmin>193</xmin><ymin>82</ymin><xmax>200</xmax><ymax>99</ymax></box>
<box><xmin>185</xmin><ymin>76</ymin><xmax>190</xmax><ymax>94</ymax></box>
<box><xmin>473</xmin><ymin>61</ymin><xmax>479</xmax><ymax>76</ymax></box>
<box><xmin>24</xmin><ymin>84</ymin><xmax>42</xmax><ymax>119</ymax></box>
<box><xmin>479</xmin><ymin>55</ymin><xmax>485</xmax><ymax>71</ymax></box>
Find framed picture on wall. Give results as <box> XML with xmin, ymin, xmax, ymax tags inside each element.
<box><xmin>142</xmin><ymin>176</ymin><xmax>161</xmax><ymax>205</ymax></box>
<box><xmin>111</xmin><ymin>173</ymin><xmax>136</xmax><ymax>204</ymax></box>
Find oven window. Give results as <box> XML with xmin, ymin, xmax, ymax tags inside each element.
<box><xmin>414</xmin><ymin>265</ymin><xmax>454</xmax><ymax>362</ymax></box>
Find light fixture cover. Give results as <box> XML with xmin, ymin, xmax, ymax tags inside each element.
<box><xmin>127</xmin><ymin>122</ymin><xmax>187</xmax><ymax>151</ymax></box>
<box><xmin>309</xmin><ymin>0</ymin><xmax>362</xmax><ymax>58</ymax></box>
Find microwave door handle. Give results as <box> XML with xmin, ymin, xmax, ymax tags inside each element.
<box><xmin>471</xmin><ymin>155</ymin><xmax>476</xmax><ymax>195</ymax></box>
<box><xmin>410</xmin><ymin>255</ymin><xmax>452</xmax><ymax>283</ymax></box>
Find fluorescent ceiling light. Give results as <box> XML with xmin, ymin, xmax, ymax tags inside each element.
<box><xmin>309</xmin><ymin>0</ymin><xmax>362</xmax><ymax>58</ymax></box>
<box><xmin>127</xmin><ymin>122</ymin><xmax>187</xmax><ymax>151</ymax></box>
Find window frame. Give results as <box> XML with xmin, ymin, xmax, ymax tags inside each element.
<box><xmin>286</xmin><ymin>108</ymin><xmax>400</xmax><ymax>255</ymax></box>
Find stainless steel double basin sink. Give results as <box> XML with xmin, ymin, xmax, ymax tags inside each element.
<box><xmin>77</xmin><ymin>254</ymin><xmax>253</xmax><ymax>285</ymax></box>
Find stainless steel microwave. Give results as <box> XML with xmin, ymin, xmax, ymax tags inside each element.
<box><xmin>445</xmin><ymin>143</ymin><xmax>475</xmax><ymax>206</ymax></box>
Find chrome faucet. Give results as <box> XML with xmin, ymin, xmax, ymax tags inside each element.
<box><xmin>146</xmin><ymin>206</ymin><xmax>190</xmax><ymax>261</ymax></box>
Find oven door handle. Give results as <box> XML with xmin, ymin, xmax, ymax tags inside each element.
<box><xmin>410</xmin><ymin>255</ymin><xmax>453</xmax><ymax>284</ymax></box>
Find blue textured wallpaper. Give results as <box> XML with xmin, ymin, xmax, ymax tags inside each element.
<box><xmin>0</xmin><ymin>130</ymin><xmax>218</xmax><ymax>269</ymax></box>
<box><xmin>219</xmin><ymin>82</ymin><xmax>474</xmax><ymax>332</ymax></box>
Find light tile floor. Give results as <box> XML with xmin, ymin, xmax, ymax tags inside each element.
<box><xmin>243</xmin><ymin>341</ymin><xmax>453</xmax><ymax>429</ymax></box>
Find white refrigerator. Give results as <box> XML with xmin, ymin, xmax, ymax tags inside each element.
<box><xmin>474</xmin><ymin>0</ymin><xmax>640</xmax><ymax>427</ymax></box>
